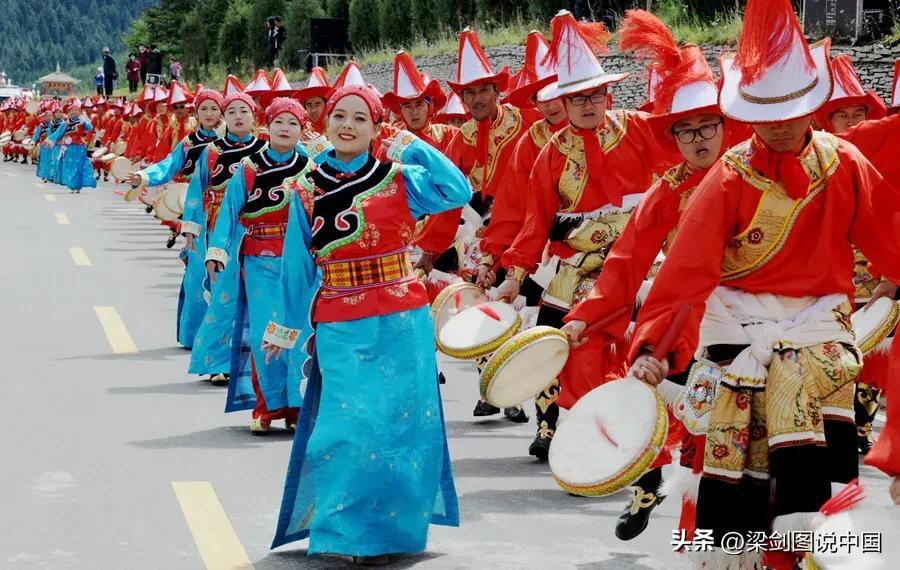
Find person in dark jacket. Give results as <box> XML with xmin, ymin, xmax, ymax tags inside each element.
<box><xmin>101</xmin><ymin>47</ymin><xmax>117</xmax><ymax>97</ymax></box>
<box><xmin>274</xmin><ymin>16</ymin><xmax>286</xmax><ymax>64</ymax></box>
<box><xmin>126</xmin><ymin>53</ymin><xmax>141</xmax><ymax>93</ymax></box>
<box><xmin>148</xmin><ymin>45</ymin><xmax>163</xmax><ymax>76</ymax></box>
<box><xmin>266</xmin><ymin>17</ymin><xmax>277</xmax><ymax>68</ymax></box>
<box><xmin>138</xmin><ymin>44</ymin><xmax>150</xmax><ymax>85</ymax></box>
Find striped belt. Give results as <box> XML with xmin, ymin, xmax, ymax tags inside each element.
<box><xmin>320</xmin><ymin>249</ymin><xmax>414</xmax><ymax>290</ymax></box>
<box><xmin>206</xmin><ymin>190</ymin><xmax>225</xmax><ymax>229</ymax></box>
<box><xmin>245</xmin><ymin>222</ymin><xmax>287</xmax><ymax>238</ymax></box>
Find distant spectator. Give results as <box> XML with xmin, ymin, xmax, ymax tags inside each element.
<box><xmin>274</xmin><ymin>16</ymin><xmax>286</xmax><ymax>65</ymax></box>
<box><xmin>95</xmin><ymin>68</ymin><xmax>104</xmax><ymax>96</ymax></box>
<box><xmin>101</xmin><ymin>47</ymin><xmax>118</xmax><ymax>97</ymax></box>
<box><xmin>148</xmin><ymin>45</ymin><xmax>163</xmax><ymax>76</ymax></box>
<box><xmin>266</xmin><ymin>16</ymin><xmax>277</xmax><ymax>68</ymax></box>
<box><xmin>126</xmin><ymin>53</ymin><xmax>141</xmax><ymax>93</ymax></box>
<box><xmin>138</xmin><ymin>44</ymin><xmax>150</xmax><ymax>85</ymax></box>
<box><xmin>169</xmin><ymin>57</ymin><xmax>182</xmax><ymax>82</ymax></box>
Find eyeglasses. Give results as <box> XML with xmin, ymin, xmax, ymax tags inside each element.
<box><xmin>173</xmin><ymin>104</ymin><xmax>186</xmax><ymax>111</ymax></box>
<box><xmin>673</xmin><ymin>119</ymin><xmax>723</xmax><ymax>144</ymax></box>
<box><xmin>566</xmin><ymin>92</ymin><xmax>606</xmax><ymax>107</ymax></box>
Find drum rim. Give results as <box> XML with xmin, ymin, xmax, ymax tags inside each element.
<box><xmin>123</xmin><ymin>186</ymin><xmax>141</xmax><ymax>202</ymax></box>
<box><xmin>480</xmin><ymin>326</ymin><xmax>568</xmax><ymax>405</ymax></box>
<box><xmin>856</xmin><ymin>299</ymin><xmax>899</xmax><ymax>354</ymax></box>
<box><xmin>437</xmin><ymin>313</ymin><xmax>522</xmax><ymax>359</ymax></box>
<box><xmin>552</xmin><ymin>384</ymin><xmax>668</xmax><ymax>497</ymax></box>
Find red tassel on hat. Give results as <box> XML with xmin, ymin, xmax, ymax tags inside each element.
<box><xmin>735</xmin><ymin>0</ymin><xmax>814</xmax><ymax>87</ymax></box>
<box><xmin>542</xmin><ymin>16</ymin><xmax>611</xmax><ymax>74</ymax></box>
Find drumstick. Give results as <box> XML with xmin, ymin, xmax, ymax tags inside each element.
<box><xmin>581</xmin><ymin>306</ymin><xmax>630</xmax><ymax>339</ymax></box>
<box><xmin>649</xmin><ymin>304</ymin><xmax>692</xmax><ymax>361</ymax></box>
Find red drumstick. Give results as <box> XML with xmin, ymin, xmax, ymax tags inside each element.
<box><xmin>581</xmin><ymin>306</ymin><xmax>630</xmax><ymax>339</ymax></box>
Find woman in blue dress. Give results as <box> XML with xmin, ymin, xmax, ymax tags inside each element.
<box><xmin>262</xmin><ymin>85</ymin><xmax>469</xmax><ymax>564</ymax></box>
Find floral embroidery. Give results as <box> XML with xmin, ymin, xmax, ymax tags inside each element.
<box><xmin>590</xmin><ymin>230</ymin><xmax>608</xmax><ymax>244</ymax></box>
<box><xmin>385</xmin><ymin>283</ymin><xmax>409</xmax><ymax>298</ymax></box>
<box><xmin>712</xmin><ymin>444</ymin><xmax>730</xmax><ymax>459</ymax></box>
<box><xmin>746</xmin><ymin>227</ymin><xmax>764</xmax><ymax>244</ymax></box>
<box><xmin>358</xmin><ymin>224</ymin><xmax>381</xmax><ymax>250</ymax></box>
<box><xmin>398</xmin><ymin>222</ymin><xmax>415</xmax><ymax>243</ymax></box>
<box><xmin>735</xmin><ymin>392</ymin><xmax>751</xmax><ymax>410</ymax></box>
<box><xmin>341</xmin><ymin>293</ymin><xmax>366</xmax><ymax>305</ymax></box>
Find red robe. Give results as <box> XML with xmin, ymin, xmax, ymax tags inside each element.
<box><xmin>866</xmin><ymin>335</ymin><xmax>900</xmax><ymax>476</ymax></box>
<box><xmin>629</xmin><ymin>131</ymin><xmax>900</xmax><ymax>373</ymax></box>
<box><xmin>415</xmin><ymin>104</ymin><xmax>532</xmax><ymax>255</ymax></box>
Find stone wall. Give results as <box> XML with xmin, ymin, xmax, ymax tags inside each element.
<box><xmin>359</xmin><ymin>42</ymin><xmax>900</xmax><ymax>110</ymax></box>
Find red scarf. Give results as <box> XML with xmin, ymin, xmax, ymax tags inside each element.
<box><xmin>748</xmin><ymin>134</ymin><xmax>811</xmax><ymax>200</ymax></box>
<box><xmin>572</xmin><ymin>124</ymin><xmax>623</xmax><ymax>207</ymax></box>
<box><xmin>475</xmin><ymin>115</ymin><xmax>492</xmax><ymax>169</ymax></box>
<box><xmin>672</xmin><ymin>165</ymin><xmax>709</xmax><ymax>196</ymax></box>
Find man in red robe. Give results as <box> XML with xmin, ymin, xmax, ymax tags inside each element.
<box><xmin>628</xmin><ymin>1</ymin><xmax>900</xmax><ymax>566</ymax></box>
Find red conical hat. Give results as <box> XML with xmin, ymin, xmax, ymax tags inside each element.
<box><xmin>260</xmin><ymin>68</ymin><xmax>294</xmax><ymax>106</ymax></box>
<box><xmin>433</xmin><ymin>91</ymin><xmax>470</xmax><ymax>122</ymax></box>
<box><xmin>168</xmin><ymin>81</ymin><xmax>195</xmax><ymax>106</ymax></box>
<box><xmin>293</xmin><ymin>66</ymin><xmax>331</xmax><ymax>103</ymax></box>
<box><xmin>508</xmin><ymin>31</ymin><xmax>558</xmax><ymax>109</ymax></box>
<box><xmin>135</xmin><ymin>83</ymin><xmax>156</xmax><ymax>109</ymax></box>
<box><xmin>383</xmin><ymin>51</ymin><xmax>447</xmax><ymax>113</ymax></box>
<box><xmin>814</xmin><ymin>55</ymin><xmax>885</xmax><ymax>130</ymax></box>
<box><xmin>244</xmin><ymin>69</ymin><xmax>272</xmax><ymax>96</ymax></box>
<box><xmin>223</xmin><ymin>74</ymin><xmax>244</xmax><ymax>96</ymax></box>
<box><xmin>719</xmin><ymin>0</ymin><xmax>832</xmax><ymax>123</ymax></box>
<box><xmin>332</xmin><ymin>61</ymin><xmax>367</xmax><ymax>90</ymax></box>
<box><xmin>148</xmin><ymin>86</ymin><xmax>169</xmax><ymax>114</ymax></box>
<box><xmin>447</xmin><ymin>28</ymin><xmax>510</xmax><ymax>93</ymax></box>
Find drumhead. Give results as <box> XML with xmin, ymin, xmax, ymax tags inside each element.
<box><xmin>437</xmin><ymin>301</ymin><xmax>521</xmax><ymax>359</ymax></box>
<box><xmin>431</xmin><ymin>282</ymin><xmax>489</xmax><ymax>337</ymax></box>
<box><xmin>25</xmin><ymin>101</ymin><xmax>40</xmax><ymax>115</ymax></box>
<box><xmin>92</xmin><ymin>146</ymin><xmax>107</xmax><ymax>158</ymax></box>
<box><xmin>111</xmin><ymin>157</ymin><xmax>137</xmax><ymax>181</ymax></box>
<box><xmin>12</xmin><ymin>130</ymin><xmax>25</xmax><ymax>142</ymax></box>
<box><xmin>111</xmin><ymin>140</ymin><xmax>127</xmax><ymax>155</ymax></box>
<box><xmin>550</xmin><ymin>378</ymin><xmax>667</xmax><ymax>496</ymax></box>
<box><xmin>153</xmin><ymin>190</ymin><xmax>178</xmax><ymax>221</ymax></box>
<box><xmin>101</xmin><ymin>153</ymin><xmax>117</xmax><ymax>163</ymax></box>
<box><xmin>851</xmin><ymin>298</ymin><xmax>899</xmax><ymax>354</ymax></box>
<box><xmin>481</xmin><ymin>326</ymin><xmax>569</xmax><ymax>407</ymax></box>
<box><xmin>812</xmin><ymin>504</ymin><xmax>899</xmax><ymax>569</ymax></box>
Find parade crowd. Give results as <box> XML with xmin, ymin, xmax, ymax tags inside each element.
<box><xmin>2</xmin><ymin>1</ymin><xmax>900</xmax><ymax>568</ymax></box>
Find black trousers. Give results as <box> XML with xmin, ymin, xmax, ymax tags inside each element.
<box><xmin>104</xmin><ymin>79</ymin><xmax>114</xmax><ymax>97</ymax></box>
<box><xmin>128</xmin><ymin>80</ymin><xmax>138</xmax><ymax>93</ymax></box>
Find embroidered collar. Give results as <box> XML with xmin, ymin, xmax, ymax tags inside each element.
<box><xmin>198</xmin><ymin>128</ymin><xmax>217</xmax><ymax>138</ymax></box>
<box><xmin>225</xmin><ymin>131</ymin><xmax>253</xmax><ymax>144</ymax></box>
<box><xmin>265</xmin><ymin>147</ymin><xmax>295</xmax><ymax>163</ymax></box>
<box><xmin>322</xmin><ymin>150</ymin><xmax>370</xmax><ymax>174</ymax></box>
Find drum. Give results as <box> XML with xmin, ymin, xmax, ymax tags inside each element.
<box><xmin>111</xmin><ymin>140</ymin><xmax>127</xmax><ymax>155</ymax></box>
<box><xmin>430</xmin><ymin>282</ymin><xmax>489</xmax><ymax>338</ymax></box>
<box><xmin>549</xmin><ymin>378</ymin><xmax>668</xmax><ymax>497</ymax></box>
<box><xmin>480</xmin><ymin>326</ymin><xmax>569</xmax><ymax>408</ymax></box>
<box><xmin>812</xmin><ymin>503</ymin><xmax>899</xmax><ymax>569</ymax></box>
<box><xmin>851</xmin><ymin>297</ymin><xmax>899</xmax><ymax>354</ymax></box>
<box><xmin>12</xmin><ymin>129</ymin><xmax>26</xmax><ymax>142</ymax></box>
<box><xmin>25</xmin><ymin>100</ymin><xmax>40</xmax><ymax>115</ymax></box>
<box><xmin>92</xmin><ymin>146</ymin><xmax>107</xmax><ymax>159</ymax></box>
<box><xmin>111</xmin><ymin>156</ymin><xmax>137</xmax><ymax>181</ymax></box>
<box><xmin>153</xmin><ymin>187</ymin><xmax>184</xmax><ymax>221</ymax></box>
<box><xmin>437</xmin><ymin>301</ymin><xmax>521</xmax><ymax>360</ymax></box>
<box><xmin>123</xmin><ymin>184</ymin><xmax>143</xmax><ymax>202</ymax></box>
<box><xmin>140</xmin><ymin>186</ymin><xmax>162</xmax><ymax>207</ymax></box>
<box><xmin>101</xmin><ymin>153</ymin><xmax>117</xmax><ymax>163</ymax></box>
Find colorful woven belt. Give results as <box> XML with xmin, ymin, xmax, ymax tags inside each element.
<box><xmin>206</xmin><ymin>191</ymin><xmax>225</xmax><ymax>230</ymax></box>
<box><xmin>245</xmin><ymin>222</ymin><xmax>287</xmax><ymax>238</ymax></box>
<box><xmin>320</xmin><ymin>250</ymin><xmax>414</xmax><ymax>290</ymax></box>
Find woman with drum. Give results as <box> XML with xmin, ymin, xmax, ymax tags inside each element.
<box><xmin>261</xmin><ymin>85</ymin><xmax>469</xmax><ymax>564</ymax></box>
<box><xmin>126</xmin><ymin>88</ymin><xmax>224</xmax><ymax>350</ymax></box>
<box><xmin>181</xmin><ymin>93</ymin><xmax>266</xmax><ymax>384</ymax></box>
<box><xmin>48</xmin><ymin>98</ymin><xmax>96</xmax><ymax>194</ymax></box>
<box><xmin>625</xmin><ymin>1</ymin><xmax>900</xmax><ymax>567</ymax></box>
<box><xmin>204</xmin><ymin>98</ymin><xmax>313</xmax><ymax>434</ymax></box>
<box><xmin>559</xmin><ymin>9</ymin><xmax>753</xmax><ymax>544</ymax></box>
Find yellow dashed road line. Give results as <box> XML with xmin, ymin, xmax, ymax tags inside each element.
<box><xmin>172</xmin><ymin>482</ymin><xmax>255</xmax><ymax>570</ymax></box>
<box><xmin>54</xmin><ymin>212</ymin><xmax>70</xmax><ymax>225</ymax></box>
<box><xmin>69</xmin><ymin>247</ymin><xmax>92</xmax><ymax>267</ymax></box>
<box><xmin>93</xmin><ymin>306</ymin><xmax>138</xmax><ymax>354</ymax></box>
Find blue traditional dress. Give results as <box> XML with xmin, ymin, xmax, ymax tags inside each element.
<box><xmin>206</xmin><ymin>146</ymin><xmax>313</xmax><ymax>420</ymax></box>
<box><xmin>182</xmin><ymin>132</ymin><xmax>266</xmax><ymax>376</ymax></box>
<box><xmin>40</xmin><ymin>119</ymin><xmax>64</xmax><ymax>183</ymax></box>
<box><xmin>138</xmin><ymin>128</ymin><xmax>219</xmax><ymax>348</ymax></box>
<box><xmin>49</xmin><ymin>116</ymin><xmax>97</xmax><ymax>191</ymax></box>
<box><xmin>265</xmin><ymin>132</ymin><xmax>470</xmax><ymax>557</ymax></box>
<box><xmin>33</xmin><ymin>120</ymin><xmax>53</xmax><ymax>180</ymax></box>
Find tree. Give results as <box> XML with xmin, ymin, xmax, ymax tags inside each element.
<box><xmin>218</xmin><ymin>0</ymin><xmax>251</xmax><ymax>68</ymax></box>
<box><xmin>246</xmin><ymin>0</ymin><xmax>287</xmax><ymax>67</ymax></box>
<box><xmin>348</xmin><ymin>0</ymin><xmax>379</xmax><ymax>51</ymax></box>
<box><xmin>326</xmin><ymin>0</ymin><xmax>349</xmax><ymax>19</ymax></box>
<box><xmin>282</xmin><ymin>0</ymin><xmax>326</xmax><ymax>68</ymax></box>
<box><xmin>378</xmin><ymin>0</ymin><xmax>412</xmax><ymax>49</ymax></box>
<box><xmin>410</xmin><ymin>0</ymin><xmax>440</xmax><ymax>41</ymax></box>
<box><xmin>180</xmin><ymin>9</ymin><xmax>207</xmax><ymax>82</ymax></box>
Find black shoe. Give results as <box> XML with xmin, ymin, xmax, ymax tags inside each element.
<box><xmin>209</xmin><ymin>373</ymin><xmax>229</xmax><ymax>386</ymax></box>
<box><xmin>473</xmin><ymin>400</ymin><xmax>500</xmax><ymax>417</ymax></box>
<box><xmin>166</xmin><ymin>233</ymin><xmax>177</xmax><ymax>249</ymax></box>
<box><xmin>528</xmin><ymin>432</ymin><xmax>552</xmax><ymax>460</ymax></box>
<box><xmin>503</xmin><ymin>406</ymin><xmax>529</xmax><ymax>423</ymax></box>
<box><xmin>145</xmin><ymin>205</ymin><xmax>153</xmax><ymax>214</ymax></box>
<box><xmin>858</xmin><ymin>435</ymin><xmax>873</xmax><ymax>456</ymax></box>
<box><xmin>438</xmin><ymin>371</ymin><xmax>446</xmax><ymax>384</ymax></box>
<box><xmin>615</xmin><ymin>468</ymin><xmax>664</xmax><ymax>541</ymax></box>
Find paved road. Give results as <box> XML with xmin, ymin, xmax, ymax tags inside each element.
<box><xmin>0</xmin><ymin>161</ymin><xmax>892</xmax><ymax>569</ymax></box>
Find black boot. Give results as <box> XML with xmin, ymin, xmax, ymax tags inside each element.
<box><xmin>145</xmin><ymin>205</ymin><xmax>153</xmax><ymax>214</ymax></box>
<box><xmin>615</xmin><ymin>467</ymin><xmax>664</xmax><ymax>541</ymax></box>
<box><xmin>166</xmin><ymin>230</ymin><xmax>177</xmax><ymax>249</ymax></box>
<box><xmin>473</xmin><ymin>400</ymin><xmax>500</xmax><ymax>417</ymax></box>
<box><xmin>503</xmin><ymin>406</ymin><xmax>529</xmax><ymax>423</ymax></box>
<box><xmin>438</xmin><ymin>371</ymin><xmax>446</xmax><ymax>385</ymax></box>
<box><xmin>529</xmin><ymin>401</ymin><xmax>559</xmax><ymax>460</ymax></box>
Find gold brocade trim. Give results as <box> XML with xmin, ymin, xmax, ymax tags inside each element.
<box><xmin>506</xmin><ymin>266</ymin><xmax>528</xmax><ymax>284</ymax></box>
<box><xmin>719</xmin><ymin>131</ymin><xmax>840</xmax><ymax>281</ymax></box>
<box><xmin>479</xmin><ymin>326</ymin><xmax>568</xmax><ymax>402</ymax></box>
<box><xmin>738</xmin><ymin>76</ymin><xmax>819</xmax><ymax>105</ymax></box>
<box><xmin>552</xmin><ymin>110</ymin><xmax>628</xmax><ymax>212</ymax></box>
<box><xmin>459</xmin><ymin>104</ymin><xmax>524</xmax><ymax>193</ymax></box>
<box><xmin>529</xmin><ymin>119</ymin><xmax>553</xmax><ymax>149</ymax></box>
<box><xmin>858</xmin><ymin>301</ymin><xmax>900</xmax><ymax>354</ymax></box>
<box><xmin>429</xmin><ymin>282</ymin><xmax>485</xmax><ymax>323</ymax></box>
<box><xmin>563</xmin><ymin>212</ymin><xmax>634</xmax><ymax>253</ymax></box>
<box><xmin>553</xmin><ymin>390</ymin><xmax>668</xmax><ymax>497</ymax></box>
<box><xmin>435</xmin><ymin>315</ymin><xmax>522</xmax><ymax>360</ymax></box>
<box><xmin>852</xmin><ymin>249</ymin><xmax>880</xmax><ymax>301</ymax></box>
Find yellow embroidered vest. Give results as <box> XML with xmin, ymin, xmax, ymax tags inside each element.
<box><xmin>460</xmin><ymin>104</ymin><xmax>524</xmax><ymax>193</ymax></box>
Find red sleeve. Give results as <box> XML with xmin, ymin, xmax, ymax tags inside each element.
<box><xmin>628</xmin><ymin>110</ymin><xmax>683</xmax><ymax>173</ymax></box>
<box><xmin>479</xmin><ymin>134</ymin><xmax>536</xmax><ymax>260</ymax></box>
<box><xmin>628</xmin><ymin>161</ymin><xmax>741</xmax><ymax>373</ymax></box>
<box><xmin>865</xmin><ymin>335</ymin><xmax>900</xmax><ymax>476</ymax></box>
<box><xmin>500</xmin><ymin>143</ymin><xmax>562</xmax><ymax>273</ymax></box>
<box><xmin>846</xmin><ymin>144</ymin><xmax>900</xmax><ymax>286</ymax></box>
<box><xmin>149</xmin><ymin>125</ymin><xmax>175</xmax><ymax>164</ymax></box>
<box><xmin>566</xmin><ymin>178</ymin><xmax>682</xmax><ymax>340</ymax></box>
<box><xmin>838</xmin><ymin>113</ymin><xmax>900</xmax><ymax>158</ymax></box>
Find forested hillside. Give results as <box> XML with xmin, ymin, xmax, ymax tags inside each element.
<box><xmin>0</xmin><ymin>0</ymin><xmax>157</xmax><ymax>86</ymax></box>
